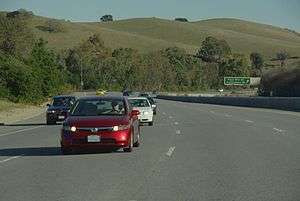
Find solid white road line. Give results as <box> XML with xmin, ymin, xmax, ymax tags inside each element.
<box><xmin>166</xmin><ymin>146</ymin><xmax>176</xmax><ymax>157</ymax></box>
<box><xmin>273</xmin><ymin>128</ymin><xmax>285</xmax><ymax>133</ymax></box>
<box><xmin>0</xmin><ymin>155</ymin><xmax>23</xmax><ymax>164</ymax></box>
<box><xmin>0</xmin><ymin>126</ymin><xmax>44</xmax><ymax>137</ymax></box>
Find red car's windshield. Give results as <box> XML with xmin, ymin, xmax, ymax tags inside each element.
<box><xmin>70</xmin><ymin>99</ymin><xmax>126</xmax><ymax>116</ymax></box>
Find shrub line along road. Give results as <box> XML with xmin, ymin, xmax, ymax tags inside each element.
<box><xmin>0</xmin><ymin>95</ymin><xmax>299</xmax><ymax>201</ymax></box>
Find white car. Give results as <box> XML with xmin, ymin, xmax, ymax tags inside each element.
<box><xmin>128</xmin><ymin>97</ymin><xmax>154</xmax><ymax>126</ymax></box>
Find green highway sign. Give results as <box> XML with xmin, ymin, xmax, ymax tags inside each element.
<box><xmin>224</xmin><ymin>77</ymin><xmax>251</xmax><ymax>86</ymax></box>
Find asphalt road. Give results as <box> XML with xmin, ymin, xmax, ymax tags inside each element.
<box><xmin>0</xmin><ymin>98</ymin><xmax>299</xmax><ymax>201</ymax></box>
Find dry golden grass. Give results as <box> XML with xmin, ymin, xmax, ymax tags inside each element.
<box><xmin>0</xmin><ymin>99</ymin><xmax>23</xmax><ymax>112</ymax></box>
<box><xmin>25</xmin><ymin>15</ymin><xmax>300</xmax><ymax>57</ymax></box>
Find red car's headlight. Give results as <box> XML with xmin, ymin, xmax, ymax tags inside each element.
<box><xmin>63</xmin><ymin>125</ymin><xmax>77</xmax><ymax>132</ymax></box>
<box><xmin>112</xmin><ymin>125</ymin><xmax>130</xmax><ymax>131</ymax></box>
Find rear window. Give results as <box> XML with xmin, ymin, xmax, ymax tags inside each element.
<box><xmin>70</xmin><ymin>99</ymin><xmax>126</xmax><ymax>116</ymax></box>
<box><xmin>129</xmin><ymin>99</ymin><xmax>150</xmax><ymax>107</ymax></box>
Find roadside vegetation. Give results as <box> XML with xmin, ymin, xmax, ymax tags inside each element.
<box><xmin>0</xmin><ymin>99</ymin><xmax>25</xmax><ymax>112</ymax></box>
<box><xmin>0</xmin><ymin>9</ymin><xmax>299</xmax><ymax>105</ymax></box>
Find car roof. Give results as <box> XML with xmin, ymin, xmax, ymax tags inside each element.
<box><xmin>53</xmin><ymin>95</ymin><xmax>75</xmax><ymax>98</ymax></box>
<box><xmin>127</xmin><ymin>96</ymin><xmax>148</xmax><ymax>100</ymax></box>
<box><xmin>78</xmin><ymin>96</ymin><xmax>125</xmax><ymax>101</ymax></box>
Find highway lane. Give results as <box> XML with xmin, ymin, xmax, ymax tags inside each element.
<box><xmin>0</xmin><ymin>99</ymin><xmax>299</xmax><ymax>201</ymax></box>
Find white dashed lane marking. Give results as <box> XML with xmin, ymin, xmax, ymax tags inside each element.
<box><xmin>273</xmin><ymin>128</ymin><xmax>285</xmax><ymax>133</ymax></box>
<box><xmin>176</xmin><ymin>130</ymin><xmax>181</xmax><ymax>135</ymax></box>
<box><xmin>245</xmin><ymin>120</ymin><xmax>254</xmax><ymax>123</ymax></box>
<box><xmin>174</xmin><ymin>122</ymin><xmax>179</xmax><ymax>125</ymax></box>
<box><xmin>166</xmin><ymin>146</ymin><xmax>175</xmax><ymax>157</ymax></box>
<box><xmin>169</xmin><ymin>116</ymin><xmax>173</xmax><ymax>119</ymax></box>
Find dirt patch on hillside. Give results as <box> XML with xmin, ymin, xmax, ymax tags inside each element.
<box><xmin>0</xmin><ymin>104</ymin><xmax>46</xmax><ymax>124</ymax></box>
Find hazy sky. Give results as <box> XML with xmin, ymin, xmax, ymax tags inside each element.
<box><xmin>1</xmin><ymin>0</ymin><xmax>300</xmax><ymax>31</ymax></box>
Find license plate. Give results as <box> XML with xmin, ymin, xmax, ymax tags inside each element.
<box><xmin>87</xmin><ymin>135</ymin><xmax>100</xmax><ymax>142</ymax></box>
<box><xmin>58</xmin><ymin>115</ymin><xmax>65</xmax><ymax>119</ymax></box>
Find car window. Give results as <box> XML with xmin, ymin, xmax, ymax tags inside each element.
<box><xmin>70</xmin><ymin>99</ymin><xmax>126</xmax><ymax>116</ymax></box>
<box><xmin>52</xmin><ymin>97</ymin><xmax>73</xmax><ymax>107</ymax></box>
<box><xmin>148</xmin><ymin>97</ymin><xmax>155</xmax><ymax>104</ymax></box>
<box><xmin>129</xmin><ymin>99</ymin><xmax>150</xmax><ymax>107</ymax></box>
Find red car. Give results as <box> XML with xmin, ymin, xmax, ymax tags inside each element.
<box><xmin>60</xmin><ymin>96</ymin><xmax>140</xmax><ymax>154</ymax></box>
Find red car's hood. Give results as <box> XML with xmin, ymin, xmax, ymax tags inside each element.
<box><xmin>66</xmin><ymin>116</ymin><xmax>129</xmax><ymax>127</ymax></box>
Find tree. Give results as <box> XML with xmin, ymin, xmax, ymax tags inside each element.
<box><xmin>196</xmin><ymin>36</ymin><xmax>231</xmax><ymax>63</ymax></box>
<box><xmin>36</xmin><ymin>19</ymin><xmax>65</xmax><ymax>33</ymax></box>
<box><xmin>0</xmin><ymin>14</ymin><xmax>34</xmax><ymax>56</ymax></box>
<box><xmin>100</xmin><ymin>15</ymin><xmax>113</xmax><ymax>22</ymax></box>
<box><xmin>0</xmin><ymin>53</ymin><xmax>43</xmax><ymax>102</ymax></box>
<box><xmin>250</xmin><ymin>52</ymin><xmax>264</xmax><ymax>75</ymax></box>
<box><xmin>218</xmin><ymin>54</ymin><xmax>251</xmax><ymax>85</ymax></box>
<box><xmin>28</xmin><ymin>38</ymin><xmax>64</xmax><ymax>96</ymax></box>
<box><xmin>276</xmin><ymin>51</ymin><xmax>289</xmax><ymax>68</ymax></box>
<box><xmin>6</xmin><ymin>9</ymin><xmax>33</xmax><ymax>19</ymax></box>
<box><xmin>175</xmin><ymin>18</ymin><xmax>189</xmax><ymax>22</ymax></box>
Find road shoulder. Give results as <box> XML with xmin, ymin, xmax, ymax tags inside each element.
<box><xmin>0</xmin><ymin>103</ymin><xmax>45</xmax><ymax>125</ymax></box>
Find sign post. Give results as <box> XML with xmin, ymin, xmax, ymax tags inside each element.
<box><xmin>224</xmin><ymin>77</ymin><xmax>251</xmax><ymax>86</ymax></box>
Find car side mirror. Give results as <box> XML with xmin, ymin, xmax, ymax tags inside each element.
<box><xmin>46</xmin><ymin>103</ymin><xmax>51</xmax><ymax>107</ymax></box>
<box><xmin>131</xmin><ymin>110</ymin><xmax>140</xmax><ymax>116</ymax></box>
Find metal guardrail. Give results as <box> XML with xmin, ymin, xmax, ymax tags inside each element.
<box><xmin>157</xmin><ymin>95</ymin><xmax>300</xmax><ymax>112</ymax></box>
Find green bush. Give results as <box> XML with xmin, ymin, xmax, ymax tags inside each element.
<box><xmin>0</xmin><ymin>54</ymin><xmax>43</xmax><ymax>103</ymax></box>
<box><xmin>0</xmin><ymin>38</ymin><xmax>69</xmax><ymax>103</ymax></box>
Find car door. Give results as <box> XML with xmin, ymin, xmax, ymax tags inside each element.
<box><xmin>127</xmin><ymin>100</ymin><xmax>139</xmax><ymax>141</ymax></box>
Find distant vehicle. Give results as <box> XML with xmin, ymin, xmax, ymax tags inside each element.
<box><xmin>139</xmin><ymin>93</ymin><xmax>150</xmax><ymax>98</ymax></box>
<box><xmin>60</xmin><ymin>96</ymin><xmax>140</xmax><ymax>154</ymax></box>
<box><xmin>46</xmin><ymin>95</ymin><xmax>76</xmax><ymax>125</ymax></box>
<box><xmin>139</xmin><ymin>93</ymin><xmax>157</xmax><ymax>115</ymax></box>
<box><xmin>147</xmin><ymin>96</ymin><xmax>157</xmax><ymax>115</ymax></box>
<box><xmin>128</xmin><ymin>97</ymin><xmax>154</xmax><ymax>126</ymax></box>
<box><xmin>96</xmin><ymin>89</ymin><xmax>107</xmax><ymax>96</ymax></box>
<box><xmin>152</xmin><ymin>91</ymin><xmax>158</xmax><ymax>98</ymax></box>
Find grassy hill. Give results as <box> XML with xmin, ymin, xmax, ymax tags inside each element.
<box><xmin>13</xmin><ymin>13</ymin><xmax>300</xmax><ymax>58</ymax></box>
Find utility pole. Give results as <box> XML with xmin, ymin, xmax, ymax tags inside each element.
<box><xmin>80</xmin><ymin>64</ymin><xmax>83</xmax><ymax>91</ymax></box>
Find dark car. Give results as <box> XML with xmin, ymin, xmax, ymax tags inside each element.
<box><xmin>46</xmin><ymin>95</ymin><xmax>76</xmax><ymax>125</ymax></box>
<box><xmin>60</xmin><ymin>96</ymin><xmax>140</xmax><ymax>154</ymax></box>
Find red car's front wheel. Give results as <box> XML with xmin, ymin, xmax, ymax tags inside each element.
<box><xmin>123</xmin><ymin>133</ymin><xmax>133</xmax><ymax>152</ymax></box>
<box><xmin>133</xmin><ymin>127</ymin><xmax>140</xmax><ymax>147</ymax></box>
